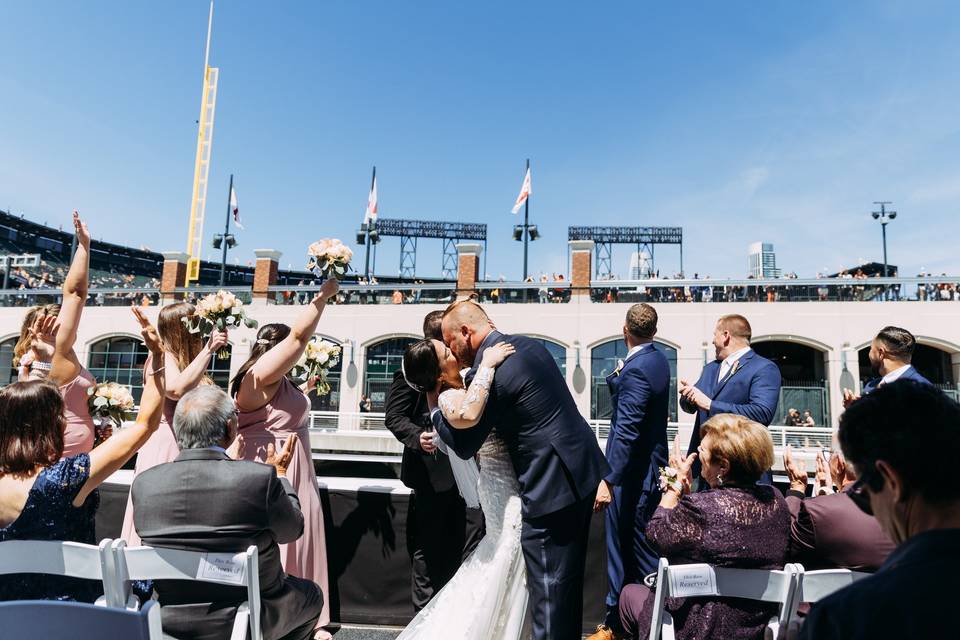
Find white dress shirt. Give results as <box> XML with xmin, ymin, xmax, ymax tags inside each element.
<box><xmin>718</xmin><ymin>346</ymin><xmax>752</xmax><ymax>383</ymax></box>
<box><xmin>880</xmin><ymin>364</ymin><xmax>913</xmax><ymax>386</ymax></box>
<box><xmin>626</xmin><ymin>343</ymin><xmax>650</xmax><ymax>361</ymax></box>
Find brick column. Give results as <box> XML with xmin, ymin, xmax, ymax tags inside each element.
<box><xmin>456</xmin><ymin>243</ymin><xmax>482</xmax><ymax>296</ymax></box>
<box><xmin>160</xmin><ymin>251</ymin><xmax>189</xmax><ymax>304</ymax></box>
<box><xmin>569</xmin><ymin>240</ymin><xmax>594</xmax><ymax>297</ymax></box>
<box><xmin>253</xmin><ymin>249</ymin><xmax>282</xmax><ymax>304</ymax></box>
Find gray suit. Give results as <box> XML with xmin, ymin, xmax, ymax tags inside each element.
<box><xmin>132</xmin><ymin>448</ymin><xmax>323</xmax><ymax>640</ymax></box>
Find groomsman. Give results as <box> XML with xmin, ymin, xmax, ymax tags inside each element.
<box><xmin>589</xmin><ymin>304</ymin><xmax>670</xmax><ymax>640</ymax></box>
<box><xmin>679</xmin><ymin>314</ymin><xmax>781</xmax><ymax>484</ymax></box>
<box><xmin>384</xmin><ymin>310</ymin><xmax>484</xmax><ymax>611</ymax></box>
<box><xmin>843</xmin><ymin>325</ymin><xmax>932</xmax><ymax>407</ymax></box>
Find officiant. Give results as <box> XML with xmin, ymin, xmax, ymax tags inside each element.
<box><xmin>385</xmin><ymin>310</ymin><xmax>485</xmax><ymax>611</ymax></box>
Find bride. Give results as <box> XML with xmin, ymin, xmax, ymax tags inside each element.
<box><xmin>397</xmin><ymin>337</ymin><xmax>527</xmax><ymax>639</ymax></box>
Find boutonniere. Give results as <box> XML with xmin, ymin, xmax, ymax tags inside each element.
<box><xmin>612</xmin><ymin>359</ymin><xmax>625</xmax><ymax>377</ymax></box>
<box><xmin>727</xmin><ymin>361</ymin><xmax>742</xmax><ymax>379</ymax></box>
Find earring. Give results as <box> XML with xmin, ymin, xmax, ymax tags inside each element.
<box><xmin>717</xmin><ymin>475</ymin><xmax>724</xmax><ymax>486</ymax></box>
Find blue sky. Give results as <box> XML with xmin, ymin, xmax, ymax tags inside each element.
<box><xmin>1</xmin><ymin>0</ymin><xmax>958</xmax><ymax>279</ymax></box>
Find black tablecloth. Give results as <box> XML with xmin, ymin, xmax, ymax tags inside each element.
<box><xmin>97</xmin><ymin>481</ymin><xmax>608</xmax><ymax>631</ymax></box>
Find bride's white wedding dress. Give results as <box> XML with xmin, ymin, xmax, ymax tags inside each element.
<box><xmin>396</xmin><ymin>384</ymin><xmax>527</xmax><ymax>639</ymax></box>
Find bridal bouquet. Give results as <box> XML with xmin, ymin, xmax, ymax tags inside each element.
<box><xmin>87</xmin><ymin>381</ymin><xmax>135</xmax><ymax>429</ymax></box>
<box><xmin>291</xmin><ymin>338</ymin><xmax>341</xmax><ymax>396</ymax></box>
<box><xmin>183</xmin><ymin>290</ymin><xmax>258</xmax><ymax>359</ymax></box>
<box><xmin>306</xmin><ymin>239</ymin><xmax>352</xmax><ymax>280</ymax></box>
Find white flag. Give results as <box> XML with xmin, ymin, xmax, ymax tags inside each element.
<box><xmin>230</xmin><ymin>186</ymin><xmax>243</xmax><ymax>229</ymax></box>
<box><xmin>511</xmin><ymin>167</ymin><xmax>531</xmax><ymax>214</ymax></box>
<box><xmin>364</xmin><ymin>177</ymin><xmax>378</xmax><ymax>223</ymax></box>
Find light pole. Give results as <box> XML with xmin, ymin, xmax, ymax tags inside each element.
<box><xmin>871</xmin><ymin>201</ymin><xmax>897</xmax><ymax>277</ymax></box>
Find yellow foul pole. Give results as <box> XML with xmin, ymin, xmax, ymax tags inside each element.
<box><xmin>184</xmin><ymin>0</ymin><xmax>219</xmax><ymax>284</ymax></box>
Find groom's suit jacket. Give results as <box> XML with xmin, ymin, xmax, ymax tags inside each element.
<box><xmin>861</xmin><ymin>365</ymin><xmax>932</xmax><ymax>395</ymax></box>
<box><xmin>433</xmin><ymin>330</ymin><xmax>610</xmax><ymax>518</ymax></box>
<box><xmin>682</xmin><ymin>349</ymin><xmax>781</xmax><ymax>479</ymax></box>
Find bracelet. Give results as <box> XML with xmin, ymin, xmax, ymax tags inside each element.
<box><xmin>659</xmin><ymin>466</ymin><xmax>684</xmax><ymax>494</ymax></box>
<box><xmin>30</xmin><ymin>361</ymin><xmax>52</xmax><ymax>371</ymax></box>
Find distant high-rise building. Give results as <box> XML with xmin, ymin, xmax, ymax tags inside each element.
<box><xmin>749</xmin><ymin>242</ymin><xmax>782</xmax><ymax>278</ymax></box>
<box><xmin>629</xmin><ymin>251</ymin><xmax>653</xmax><ymax>279</ymax></box>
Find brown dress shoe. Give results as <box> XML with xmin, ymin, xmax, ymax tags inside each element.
<box><xmin>585</xmin><ymin>624</ymin><xmax>619</xmax><ymax>640</ymax></box>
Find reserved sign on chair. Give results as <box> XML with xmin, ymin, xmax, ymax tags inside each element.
<box><xmin>668</xmin><ymin>564</ymin><xmax>719</xmax><ymax>598</ymax></box>
<box><xmin>196</xmin><ymin>552</ymin><xmax>247</xmax><ymax>585</ymax></box>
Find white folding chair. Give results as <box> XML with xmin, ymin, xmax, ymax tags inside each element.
<box><xmin>0</xmin><ymin>598</ymin><xmax>164</xmax><ymax>639</ymax></box>
<box><xmin>109</xmin><ymin>540</ymin><xmax>262</xmax><ymax>640</ymax></box>
<box><xmin>647</xmin><ymin>558</ymin><xmax>802</xmax><ymax>640</ymax></box>
<box><xmin>781</xmin><ymin>566</ymin><xmax>870</xmax><ymax>632</ymax></box>
<box><xmin>0</xmin><ymin>539</ymin><xmax>116</xmax><ymax>606</ymax></box>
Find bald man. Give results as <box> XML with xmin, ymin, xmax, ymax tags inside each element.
<box><xmin>428</xmin><ymin>301</ymin><xmax>610</xmax><ymax>640</ymax></box>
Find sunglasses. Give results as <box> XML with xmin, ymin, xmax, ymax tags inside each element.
<box><xmin>847</xmin><ymin>477</ymin><xmax>873</xmax><ymax>516</ymax></box>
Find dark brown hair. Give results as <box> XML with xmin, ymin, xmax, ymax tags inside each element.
<box><xmin>230</xmin><ymin>323</ymin><xmax>291</xmax><ymax>398</ymax></box>
<box><xmin>14</xmin><ymin>304</ymin><xmax>61</xmax><ymax>364</ymax></box>
<box><xmin>875</xmin><ymin>326</ymin><xmax>916</xmax><ymax>361</ymax></box>
<box><xmin>0</xmin><ymin>380</ymin><xmax>65</xmax><ymax>474</ymax></box>
<box><xmin>402</xmin><ymin>339</ymin><xmax>442</xmax><ymax>393</ymax></box>
<box><xmin>158</xmin><ymin>302</ymin><xmax>204</xmax><ymax>371</ymax></box>
<box><xmin>423</xmin><ymin>311</ymin><xmax>444</xmax><ymax>340</ymax></box>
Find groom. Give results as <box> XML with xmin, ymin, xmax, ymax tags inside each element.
<box><xmin>430</xmin><ymin>301</ymin><xmax>610</xmax><ymax>640</ymax></box>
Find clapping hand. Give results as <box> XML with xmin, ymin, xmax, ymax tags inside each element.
<box><xmin>829</xmin><ymin>450</ymin><xmax>850</xmax><ymax>491</ymax></box>
<box><xmin>842</xmin><ymin>388</ymin><xmax>861</xmax><ymax>408</ymax></box>
<box><xmin>669</xmin><ymin>435</ymin><xmax>697</xmax><ymax>495</ymax></box>
<box><xmin>266</xmin><ymin>434</ymin><xmax>298</xmax><ymax>477</ymax></box>
<box><xmin>814</xmin><ymin>452</ymin><xmax>833</xmax><ymax>495</ymax></box>
<box><xmin>226</xmin><ymin>433</ymin><xmax>246</xmax><ymax>460</ymax></box>
<box><xmin>29</xmin><ymin>313</ymin><xmax>58</xmax><ymax>360</ymax></box>
<box><xmin>782</xmin><ymin>445</ymin><xmax>808</xmax><ymax>493</ymax></box>
<box><xmin>678</xmin><ymin>379</ymin><xmax>711</xmax><ymax>412</ymax></box>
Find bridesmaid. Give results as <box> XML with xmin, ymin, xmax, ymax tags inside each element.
<box><xmin>119</xmin><ymin>300</ymin><xmax>228</xmax><ymax>544</ymax></box>
<box><xmin>231</xmin><ymin>278</ymin><xmax>339</xmax><ymax>640</ymax></box>
<box><xmin>13</xmin><ymin>212</ymin><xmax>97</xmax><ymax>457</ymax></box>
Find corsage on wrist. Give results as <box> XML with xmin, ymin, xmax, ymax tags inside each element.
<box><xmin>659</xmin><ymin>466</ymin><xmax>684</xmax><ymax>494</ymax></box>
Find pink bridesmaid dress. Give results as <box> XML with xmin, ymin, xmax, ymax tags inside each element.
<box><xmin>58</xmin><ymin>368</ymin><xmax>97</xmax><ymax>458</ymax></box>
<box><xmin>238</xmin><ymin>377</ymin><xmax>331</xmax><ymax>638</ymax></box>
<box><xmin>120</xmin><ymin>359</ymin><xmax>180</xmax><ymax>546</ymax></box>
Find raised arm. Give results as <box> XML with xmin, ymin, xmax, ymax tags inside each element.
<box><xmin>49</xmin><ymin>212</ymin><xmax>89</xmax><ymax>385</ymax></box>
<box><xmin>437</xmin><ymin>342</ymin><xmax>514</xmax><ymax>429</ymax></box>
<box><xmin>164</xmin><ymin>329</ymin><xmax>227</xmax><ymax>400</ymax></box>
<box><xmin>74</xmin><ymin>307</ymin><xmax>166</xmax><ymax>506</ymax></box>
<box><xmin>237</xmin><ymin>279</ymin><xmax>339</xmax><ymax>405</ymax></box>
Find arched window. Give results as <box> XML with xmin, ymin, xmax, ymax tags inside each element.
<box><xmin>206</xmin><ymin>344</ymin><xmax>233</xmax><ymax>391</ymax></box>
<box><xmin>308</xmin><ymin>337</ymin><xmax>342</xmax><ymax>412</ymax></box>
<box><xmin>590</xmin><ymin>339</ymin><xmax>678</xmax><ymax>421</ymax></box>
<box><xmin>364</xmin><ymin>336</ymin><xmax>418</xmax><ymax>412</ymax></box>
<box><xmin>859</xmin><ymin>342</ymin><xmax>958</xmax><ymax>400</ymax></box>
<box><xmin>754</xmin><ymin>340</ymin><xmax>829</xmax><ymax>427</ymax></box>
<box><xmin>522</xmin><ymin>337</ymin><xmax>567</xmax><ymax>376</ymax></box>
<box><xmin>0</xmin><ymin>338</ymin><xmax>19</xmax><ymax>387</ymax></box>
<box><xmin>87</xmin><ymin>336</ymin><xmax>150</xmax><ymax>402</ymax></box>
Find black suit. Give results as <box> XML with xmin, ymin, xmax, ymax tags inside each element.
<box><xmin>384</xmin><ymin>370</ymin><xmax>484</xmax><ymax>611</ymax></box>
<box><xmin>434</xmin><ymin>331</ymin><xmax>610</xmax><ymax>640</ymax></box>
<box><xmin>132</xmin><ymin>449</ymin><xmax>322</xmax><ymax>640</ymax></box>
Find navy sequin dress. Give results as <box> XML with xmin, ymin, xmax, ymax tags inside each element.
<box><xmin>0</xmin><ymin>454</ymin><xmax>100</xmax><ymax>602</ymax></box>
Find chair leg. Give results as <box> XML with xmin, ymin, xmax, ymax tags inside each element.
<box><xmin>231</xmin><ymin>603</ymin><xmax>250</xmax><ymax>640</ymax></box>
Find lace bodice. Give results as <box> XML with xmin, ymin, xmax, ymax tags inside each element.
<box><xmin>437</xmin><ymin>366</ymin><xmax>495</xmax><ymax>427</ymax></box>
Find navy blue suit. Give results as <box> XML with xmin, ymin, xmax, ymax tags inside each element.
<box><xmin>602</xmin><ymin>344</ymin><xmax>670</xmax><ymax>631</ymax></box>
<box><xmin>433</xmin><ymin>330</ymin><xmax>609</xmax><ymax>640</ymax></box>
<box><xmin>862</xmin><ymin>365</ymin><xmax>932</xmax><ymax>395</ymax></box>
<box><xmin>682</xmin><ymin>349</ymin><xmax>781</xmax><ymax>482</ymax></box>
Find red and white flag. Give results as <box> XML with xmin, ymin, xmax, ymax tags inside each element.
<box><xmin>364</xmin><ymin>177</ymin><xmax>378</xmax><ymax>223</ymax></box>
<box><xmin>230</xmin><ymin>186</ymin><xmax>243</xmax><ymax>229</ymax></box>
<box><xmin>511</xmin><ymin>167</ymin><xmax>531</xmax><ymax>214</ymax></box>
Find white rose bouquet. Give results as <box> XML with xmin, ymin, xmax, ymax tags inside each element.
<box><xmin>87</xmin><ymin>381</ymin><xmax>135</xmax><ymax>430</ymax></box>
<box><xmin>307</xmin><ymin>239</ymin><xmax>353</xmax><ymax>281</ymax></box>
<box><xmin>291</xmin><ymin>338</ymin><xmax>341</xmax><ymax>397</ymax></box>
<box><xmin>183</xmin><ymin>290</ymin><xmax>258</xmax><ymax>359</ymax></box>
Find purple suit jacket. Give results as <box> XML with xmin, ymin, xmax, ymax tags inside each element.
<box><xmin>786</xmin><ymin>490</ymin><xmax>895</xmax><ymax>571</ymax></box>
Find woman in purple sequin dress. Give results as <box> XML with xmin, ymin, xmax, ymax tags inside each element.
<box><xmin>619</xmin><ymin>414</ymin><xmax>790</xmax><ymax>640</ymax></box>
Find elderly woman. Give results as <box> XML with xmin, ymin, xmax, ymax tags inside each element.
<box><xmin>618</xmin><ymin>413</ymin><xmax>790</xmax><ymax>640</ymax></box>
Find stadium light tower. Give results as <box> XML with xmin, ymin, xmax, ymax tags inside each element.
<box><xmin>871</xmin><ymin>201</ymin><xmax>897</xmax><ymax>277</ymax></box>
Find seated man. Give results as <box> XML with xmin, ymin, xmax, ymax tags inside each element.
<box><xmin>782</xmin><ymin>446</ymin><xmax>894</xmax><ymax>572</ymax></box>
<box><xmin>799</xmin><ymin>381</ymin><xmax>960</xmax><ymax>639</ymax></box>
<box><xmin>132</xmin><ymin>386</ymin><xmax>322</xmax><ymax>640</ymax></box>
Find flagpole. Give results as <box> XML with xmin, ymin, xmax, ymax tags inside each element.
<box><xmin>363</xmin><ymin>166</ymin><xmax>376</xmax><ymax>281</ymax></box>
<box><xmin>523</xmin><ymin>158</ymin><xmax>530</xmax><ymax>282</ymax></box>
<box><xmin>219</xmin><ymin>173</ymin><xmax>232</xmax><ymax>286</ymax></box>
